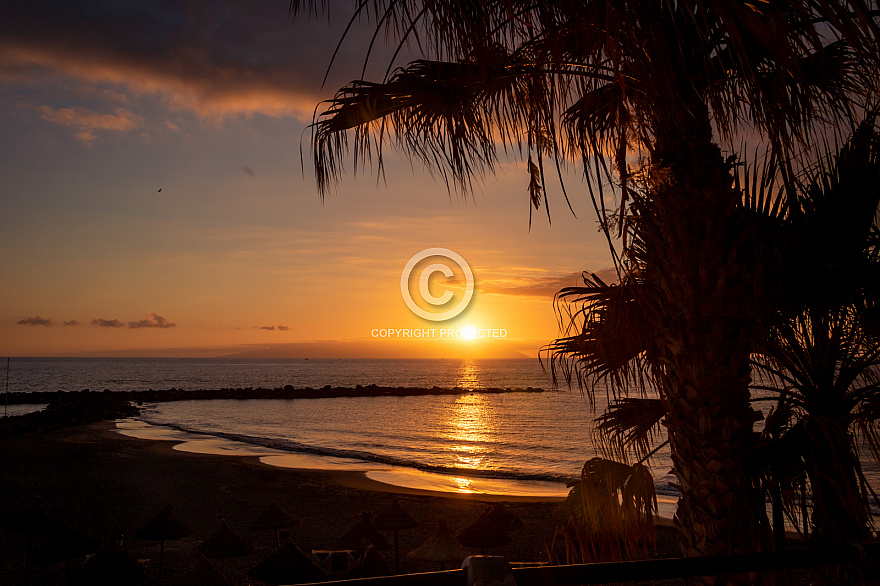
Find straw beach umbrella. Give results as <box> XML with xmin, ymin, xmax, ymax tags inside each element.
<box><xmin>134</xmin><ymin>504</ymin><xmax>192</xmax><ymax>577</ymax></box>
<box><xmin>179</xmin><ymin>551</ymin><xmax>230</xmax><ymax>586</ymax></box>
<box><xmin>79</xmin><ymin>541</ymin><xmax>147</xmax><ymax>585</ymax></box>
<box><xmin>250</xmin><ymin>502</ymin><xmax>297</xmax><ymax>547</ymax></box>
<box><xmin>457</xmin><ymin>507</ymin><xmax>512</xmax><ymax>554</ymax></box>
<box><xmin>197</xmin><ymin>518</ymin><xmax>255</xmax><ymax>573</ymax></box>
<box><xmin>247</xmin><ymin>531</ymin><xmax>324</xmax><ymax>585</ymax></box>
<box><xmin>373</xmin><ymin>497</ymin><xmax>419</xmax><ymax>573</ymax></box>
<box><xmin>487</xmin><ymin>503</ymin><xmax>524</xmax><ymax>532</ymax></box>
<box><xmin>408</xmin><ymin>518</ymin><xmax>468</xmax><ymax>570</ymax></box>
<box><xmin>4</xmin><ymin>496</ymin><xmax>55</xmax><ymax>534</ymax></box>
<box><xmin>350</xmin><ymin>540</ymin><xmax>391</xmax><ymax>578</ymax></box>
<box><xmin>335</xmin><ymin>512</ymin><xmax>391</xmax><ymax>551</ymax></box>
<box><xmin>33</xmin><ymin>520</ymin><xmax>102</xmax><ymax>579</ymax></box>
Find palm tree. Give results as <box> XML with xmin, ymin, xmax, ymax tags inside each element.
<box><xmin>293</xmin><ymin>0</ymin><xmax>880</xmax><ymax>568</ymax></box>
<box><xmin>755</xmin><ymin>306</ymin><xmax>880</xmax><ymax>537</ymax></box>
<box><xmin>558</xmin><ymin>122</ymin><xmax>880</xmax><ymax>560</ymax></box>
<box><xmin>751</xmin><ymin>121</ymin><xmax>880</xmax><ymax>552</ymax></box>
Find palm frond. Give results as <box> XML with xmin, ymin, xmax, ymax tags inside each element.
<box><xmin>542</xmin><ymin>272</ymin><xmax>652</xmax><ymax>400</ymax></box>
<box><xmin>295</xmin><ymin>2</ymin><xmax>880</xmax><ymax>274</ymax></box>
<box><xmin>594</xmin><ymin>397</ymin><xmax>667</xmax><ymax>463</ymax></box>
<box><xmin>555</xmin><ymin>457</ymin><xmax>657</xmax><ymax>564</ymax></box>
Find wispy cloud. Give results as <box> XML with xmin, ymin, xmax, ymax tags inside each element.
<box><xmin>128</xmin><ymin>313</ymin><xmax>176</xmax><ymax>329</ymax></box>
<box><xmin>91</xmin><ymin>318</ymin><xmax>125</xmax><ymax>328</ymax></box>
<box><xmin>38</xmin><ymin>105</ymin><xmax>142</xmax><ymax>143</ymax></box>
<box><xmin>258</xmin><ymin>324</ymin><xmax>290</xmax><ymax>331</ymax></box>
<box><xmin>62</xmin><ymin>320</ymin><xmax>79</xmax><ymax>326</ymax></box>
<box><xmin>17</xmin><ymin>315</ymin><xmax>53</xmax><ymax>326</ymax></box>
<box><xmin>479</xmin><ymin>268</ymin><xmax>619</xmax><ymax>298</ymax></box>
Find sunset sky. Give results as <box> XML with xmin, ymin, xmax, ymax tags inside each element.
<box><xmin>0</xmin><ymin>0</ymin><xmax>615</xmax><ymax>359</ymax></box>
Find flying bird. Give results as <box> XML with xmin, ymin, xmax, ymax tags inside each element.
<box><xmin>157</xmin><ymin>188</ymin><xmax>162</xmax><ymax>192</ymax></box>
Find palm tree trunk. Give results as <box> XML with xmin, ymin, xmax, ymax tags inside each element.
<box><xmin>641</xmin><ymin>97</ymin><xmax>770</xmax><ymax>583</ymax></box>
<box><xmin>804</xmin><ymin>419</ymin><xmax>868</xmax><ymax>546</ymax></box>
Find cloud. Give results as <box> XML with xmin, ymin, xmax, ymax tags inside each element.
<box><xmin>479</xmin><ymin>268</ymin><xmax>619</xmax><ymax>298</ymax></box>
<box><xmin>17</xmin><ymin>315</ymin><xmax>54</xmax><ymax>326</ymax></box>
<box><xmin>92</xmin><ymin>317</ymin><xmax>125</xmax><ymax>328</ymax></box>
<box><xmin>0</xmin><ymin>2</ymin><xmax>369</xmax><ymax>121</ymax></box>
<box><xmin>38</xmin><ymin>105</ymin><xmax>142</xmax><ymax>142</ymax></box>
<box><xmin>258</xmin><ymin>324</ymin><xmax>289</xmax><ymax>331</ymax></box>
<box><xmin>62</xmin><ymin>320</ymin><xmax>79</xmax><ymax>326</ymax></box>
<box><xmin>128</xmin><ymin>313</ymin><xmax>176</xmax><ymax>329</ymax></box>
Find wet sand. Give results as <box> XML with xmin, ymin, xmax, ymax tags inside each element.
<box><xmin>0</xmin><ymin>421</ymin><xmax>682</xmax><ymax>585</ymax></box>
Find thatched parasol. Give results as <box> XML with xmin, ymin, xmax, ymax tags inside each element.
<box><xmin>408</xmin><ymin>518</ymin><xmax>469</xmax><ymax>570</ymax></box>
<box><xmin>350</xmin><ymin>540</ymin><xmax>391</xmax><ymax>578</ymax></box>
<box><xmin>33</xmin><ymin>520</ymin><xmax>101</xmax><ymax>565</ymax></box>
<box><xmin>373</xmin><ymin>497</ymin><xmax>420</xmax><ymax>574</ymax></box>
<box><xmin>178</xmin><ymin>551</ymin><xmax>231</xmax><ymax>586</ymax></box>
<box><xmin>3</xmin><ymin>496</ymin><xmax>55</xmax><ymax>534</ymax></box>
<box><xmin>33</xmin><ymin>520</ymin><xmax>102</xmax><ymax>581</ymax></box>
<box><xmin>247</xmin><ymin>531</ymin><xmax>324</xmax><ymax>585</ymax></box>
<box><xmin>80</xmin><ymin>541</ymin><xmax>147</xmax><ymax>586</ymax></box>
<box><xmin>487</xmin><ymin>503</ymin><xmax>524</xmax><ymax>532</ymax></box>
<box><xmin>197</xmin><ymin>518</ymin><xmax>255</xmax><ymax>573</ymax></box>
<box><xmin>335</xmin><ymin>512</ymin><xmax>391</xmax><ymax>551</ymax></box>
<box><xmin>456</xmin><ymin>507</ymin><xmax>512</xmax><ymax>554</ymax></box>
<box><xmin>250</xmin><ymin>502</ymin><xmax>298</xmax><ymax>547</ymax></box>
<box><xmin>134</xmin><ymin>504</ymin><xmax>193</xmax><ymax>577</ymax></box>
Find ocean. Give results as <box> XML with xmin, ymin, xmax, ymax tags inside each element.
<box><xmin>0</xmin><ymin>357</ymin><xmax>673</xmax><ymax>503</ymax></box>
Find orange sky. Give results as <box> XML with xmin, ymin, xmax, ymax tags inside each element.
<box><xmin>0</xmin><ymin>1</ymin><xmax>616</xmax><ymax>358</ymax></box>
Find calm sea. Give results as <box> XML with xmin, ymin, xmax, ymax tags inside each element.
<box><xmin>0</xmin><ymin>357</ymin><xmax>673</xmax><ymax>500</ymax></box>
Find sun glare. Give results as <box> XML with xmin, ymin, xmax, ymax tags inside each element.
<box><xmin>461</xmin><ymin>325</ymin><xmax>477</xmax><ymax>339</ymax></box>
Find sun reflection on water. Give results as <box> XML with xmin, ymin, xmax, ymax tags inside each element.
<box><xmin>453</xmin><ymin>477</ymin><xmax>474</xmax><ymax>493</ymax></box>
<box><xmin>443</xmin><ymin>362</ymin><xmax>498</xmax><ymax>472</ymax></box>
<box><xmin>456</xmin><ymin>359</ymin><xmax>481</xmax><ymax>389</ymax></box>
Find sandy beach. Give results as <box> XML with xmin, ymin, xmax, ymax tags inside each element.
<box><xmin>0</xmin><ymin>421</ymin><xmax>682</xmax><ymax>585</ymax></box>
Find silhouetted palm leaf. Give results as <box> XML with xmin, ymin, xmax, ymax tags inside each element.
<box><xmin>556</xmin><ymin>458</ymin><xmax>657</xmax><ymax>564</ymax></box>
<box><xmin>299</xmin><ymin>0</ymin><xmax>879</xmax><ymax>209</ymax></box>
<box><xmin>543</xmin><ymin>272</ymin><xmax>650</xmax><ymax>398</ymax></box>
<box><xmin>594</xmin><ymin>398</ymin><xmax>667</xmax><ymax>463</ymax></box>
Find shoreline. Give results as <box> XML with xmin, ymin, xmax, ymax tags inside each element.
<box><xmin>117</xmin><ymin>419</ymin><xmax>569</xmax><ymax>504</ymax></box>
<box><xmin>116</xmin><ymin>418</ymin><xmax>576</xmax><ymax>501</ymax></box>
<box><xmin>117</xmin><ymin>418</ymin><xmax>681</xmax><ymax>518</ymax></box>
